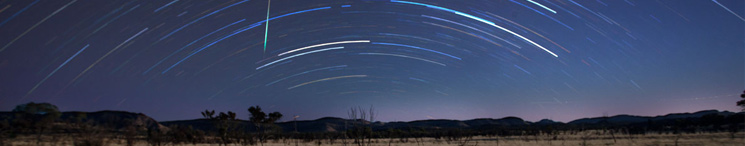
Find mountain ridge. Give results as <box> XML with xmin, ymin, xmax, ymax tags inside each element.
<box><xmin>1</xmin><ymin>109</ymin><xmax>741</xmax><ymax>133</ymax></box>
<box><xmin>158</xmin><ymin>109</ymin><xmax>742</xmax><ymax>132</ymax></box>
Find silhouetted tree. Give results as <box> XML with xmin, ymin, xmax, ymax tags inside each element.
<box><xmin>738</xmin><ymin>90</ymin><xmax>745</xmax><ymax>111</ymax></box>
<box><xmin>201</xmin><ymin>110</ymin><xmax>215</xmax><ymax>119</ymax></box>
<box><xmin>12</xmin><ymin>102</ymin><xmax>61</xmax><ymax>145</ymax></box>
<box><xmin>726</xmin><ymin>113</ymin><xmax>744</xmax><ymax>138</ymax></box>
<box><xmin>66</xmin><ymin>112</ymin><xmax>105</xmax><ymax>146</ymax></box>
<box><xmin>217</xmin><ymin>111</ymin><xmax>237</xmax><ymax>146</ymax></box>
<box><xmin>200</xmin><ymin>110</ymin><xmax>237</xmax><ymax>146</ymax></box>
<box><xmin>147</xmin><ymin>128</ymin><xmax>165</xmax><ymax>146</ymax></box>
<box><xmin>248</xmin><ymin>106</ymin><xmax>283</xmax><ymax>146</ymax></box>
<box><xmin>167</xmin><ymin>125</ymin><xmax>204</xmax><ymax>145</ymax></box>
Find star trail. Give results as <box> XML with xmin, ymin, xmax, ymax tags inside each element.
<box><xmin>0</xmin><ymin>0</ymin><xmax>742</xmax><ymax>122</ymax></box>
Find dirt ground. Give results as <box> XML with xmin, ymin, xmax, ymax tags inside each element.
<box><xmin>6</xmin><ymin>132</ymin><xmax>744</xmax><ymax>146</ymax></box>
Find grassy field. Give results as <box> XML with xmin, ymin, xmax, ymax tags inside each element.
<box><xmin>6</xmin><ymin>131</ymin><xmax>744</xmax><ymax>146</ymax></box>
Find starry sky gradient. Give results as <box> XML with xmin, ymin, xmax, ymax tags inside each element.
<box><xmin>0</xmin><ymin>0</ymin><xmax>742</xmax><ymax>122</ymax></box>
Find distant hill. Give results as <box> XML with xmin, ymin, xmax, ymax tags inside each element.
<box><xmin>160</xmin><ymin>116</ymin><xmax>536</xmax><ymax>133</ymax></box>
<box><xmin>534</xmin><ymin>119</ymin><xmax>560</xmax><ymax>125</ymax></box>
<box><xmin>567</xmin><ymin>110</ymin><xmax>736</xmax><ymax>125</ymax></box>
<box><xmin>160</xmin><ymin>109</ymin><xmax>742</xmax><ymax>133</ymax></box>
<box><xmin>161</xmin><ymin>117</ymin><xmax>366</xmax><ymax>133</ymax></box>
<box><xmin>1</xmin><ymin>109</ymin><xmax>741</xmax><ymax>134</ymax></box>
<box><xmin>0</xmin><ymin>110</ymin><xmax>168</xmax><ymax>132</ymax></box>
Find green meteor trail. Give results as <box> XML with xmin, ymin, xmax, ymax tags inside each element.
<box><xmin>263</xmin><ymin>0</ymin><xmax>271</xmax><ymax>53</ymax></box>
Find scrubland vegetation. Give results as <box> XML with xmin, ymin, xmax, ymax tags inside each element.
<box><xmin>1</xmin><ymin>102</ymin><xmax>743</xmax><ymax>146</ymax></box>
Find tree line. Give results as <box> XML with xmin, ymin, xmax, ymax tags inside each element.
<box><xmin>0</xmin><ymin>101</ymin><xmax>743</xmax><ymax>146</ymax></box>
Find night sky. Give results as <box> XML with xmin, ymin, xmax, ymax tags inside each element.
<box><xmin>0</xmin><ymin>0</ymin><xmax>743</xmax><ymax>122</ymax></box>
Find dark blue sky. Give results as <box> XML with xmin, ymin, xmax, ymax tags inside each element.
<box><xmin>0</xmin><ymin>0</ymin><xmax>742</xmax><ymax>122</ymax></box>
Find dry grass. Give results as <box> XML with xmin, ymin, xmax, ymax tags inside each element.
<box><xmin>5</xmin><ymin>132</ymin><xmax>744</xmax><ymax>146</ymax></box>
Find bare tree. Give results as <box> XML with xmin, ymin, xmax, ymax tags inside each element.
<box><xmin>293</xmin><ymin>115</ymin><xmax>300</xmax><ymax>146</ymax></box>
<box><xmin>347</xmin><ymin>106</ymin><xmax>376</xmax><ymax>146</ymax></box>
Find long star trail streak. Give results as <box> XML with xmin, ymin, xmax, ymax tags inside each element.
<box><xmin>266</xmin><ymin>65</ymin><xmax>348</xmax><ymax>86</ymax></box>
<box><xmin>526</xmin><ymin>0</ymin><xmax>556</xmax><ymax>14</ymax></box>
<box><xmin>514</xmin><ymin>64</ymin><xmax>532</xmax><ymax>75</ymax></box>
<box><xmin>23</xmin><ymin>44</ymin><xmax>89</xmax><ymax>99</ymax></box>
<box><xmin>278</xmin><ymin>40</ymin><xmax>369</xmax><ymax>56</ymax></box>
<box><xmin>0</xmin><ymin>0</ymin><xmax>77</xmax><ymax>53</ymax></box>
<box><xmin>371</xmin><ymin>42</ymin><xmax>461</xmax><ymax>60</ymax></box>
<box><xmin>422</xmin><ymin>15</ymin><xmax>521</xmax><ymax>48</ymax></box>
<box><xmin>422</xmin><ymin>22</ymin><xmax>507</xmax><ymax>51</ymax></box>
<box><xmin>143</xmin><ymin>19</ymin><xmax>246</xmax><ymax>75</ymax></box>
<box><xmin>711</xmin><ymin>0</ymin><xmax>745</xmax><ymax>22</ymax></box>
<box><xmin>159</xmin><ymin>0</ymin><xmax>249</xmax><ymax>41</ymax></box>
<box><xmin>409</xmin><ymin>77</ymin><xmax>428</xmax><ymax>83</ymax></box>
<box><xmin>258</xmin><ymin>47</ymin><xmax>345</xmax><ymax>70</ymax></box>
<box><xmin>288</xmin><ymin>75</ymin><xmax>368</xmax><ymax>89</ymax></box>
<box><xmin>88</xmin><ymin>5</ymin><xmax>140</xmax><ymax>37</ymax></box>
<box><xmin>483</xmin><ymin>12</ymin><xmax>571</xmax><ymax>53</ymax></box>
<box><xmin>263</xmin><ymin>0</ymin><xmax>271</xmax><ymax>53</ymax></box>
<box><xmin>510</xmin><ymin>0</ymin><xmax>573</xmax><ymax>30</ymax></box>
<box><xmin>541</xmin><ymin>0</ymin><xmax>580</xmax><ymax>18</ymax></box>
<box><xmin>229</xmin><ymin>6</ymin><xmax>330</xmax><ymax>39</ymax></box>
<box><xmin>358</xmin><ymin>52</ymin><xmax>447</xmax><ymax>66</ymax></box>
<box><xmin>0</xmin><ymin>0</ymin><xmax>40</xmax><ymax>27</ymax></box>
<box><xmin>391</xmin><ymin>0</ymin><xmax>559</xmax><ymax>57</ymax></box>
<box><xmin>154</xmin><ymin>0</ymin><xmax>179</xmax><ymax>13</ymax></box>
<box><xmin>159</xmin><ymin>7</ymin><xmax>332</xmax><ymax>74</ymax></box>
<box><xmin>567</xmin><ymin>0</ymin><xmax>607</xmax><ymax>21</ymax></box>
<box><xmin>68</xmin><ymin>28</ymin><xmax>149</xmax><ymax>85</ymax></box>
<box><xmin>246</xmin><ymin>7</ymin><xmax>331</xmax><ymax>30</ymax></box>
<box><xmin>163</xmin><ymin>24</ymin><xmax>260</xmax><ymax>74</ymax></box>
<box><xmin>88</xmin><ymin>4</ymin><xmax>128</xmax><ymax>30</ymax></box>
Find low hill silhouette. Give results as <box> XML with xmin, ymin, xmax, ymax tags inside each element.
<box><xmin>155</xmin><ymin>109</ymin><xmax>742</xmax><ymax>133</ymax></box>
<box><xmin>1</xmin><ymin>109</ymin><xmax>742</xmax><ymax>134</ymax></box>
<box><xmin>0</xmin><ymin>110</ymin><xmax>168</xmax><ymax>132</ymax></box>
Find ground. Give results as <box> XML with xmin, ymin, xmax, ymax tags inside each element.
<box><xmin>5</xmin><ymin>132</ymin><xmax>744</xmax><ymax>146</ymax></box>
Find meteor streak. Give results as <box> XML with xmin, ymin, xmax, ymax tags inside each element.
<box><xmin>263</xmin><ymin>0</ymin><xmax>271</xmax><ymax>53</ymax></box>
